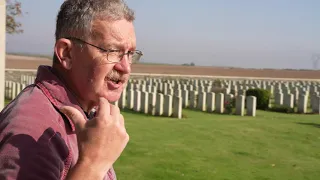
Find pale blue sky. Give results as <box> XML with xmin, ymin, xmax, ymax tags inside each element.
<box><xmin>5</xmin><ymin>0</ymin><xmax>320</xmax><ymax>69</ymax></box>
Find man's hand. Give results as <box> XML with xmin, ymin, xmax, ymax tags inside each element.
<box><xmin>60</xmin><ymin>97</ymin><xmax>129</xmax><ymax>179</ymax></box>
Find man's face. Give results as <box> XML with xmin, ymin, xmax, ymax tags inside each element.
<box><xmin>70</xmin><ymin>19</ymin><xmax>136</xmax><ymax>104</ymax></box>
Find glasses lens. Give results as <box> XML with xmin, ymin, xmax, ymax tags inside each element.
<box><xmin>107</xmin><ymin>51</ymin><xmax>121</xmax><ymax>63</ymax></box>
<box><xmin>132</xmin><ymin>51</ymin><xmax>143</xmax><ymax>63</ymax></box>
<box><xmin>107</xmin><ymin>50</ymin><xmax>143</xmax><ymax>63</ymax></box>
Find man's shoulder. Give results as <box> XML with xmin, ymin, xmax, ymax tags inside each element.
<box><xmin>0</xmin><ymin>84</ymin><xmax>65</xmax><ymax>140</ymax></box>
<box><xmin>0</xmin><ymin>85</ymin><xmax>72</xmax><ymax>180</ymax></box>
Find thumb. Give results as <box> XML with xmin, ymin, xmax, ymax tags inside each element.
<box><xmin>60</xmin><ymin>106</ymin><xmax>86</xmax><ymax>133</ymax></box>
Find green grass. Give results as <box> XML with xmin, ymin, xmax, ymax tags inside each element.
<box><xmin>114</xmin><ymin>109</ymin><xmax>320</xmax><ymax>180</ymax></box>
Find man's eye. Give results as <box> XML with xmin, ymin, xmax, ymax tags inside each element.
<box><xmin>108</xmin><ymin>51</ymin><xmax>121</xmax><ymax>56</ymax></box>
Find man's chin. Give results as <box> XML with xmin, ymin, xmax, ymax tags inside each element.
<box><xmin>105</xmin><ymin>93</ymin><xmax>121</xmax><ymax>103</ymax></box>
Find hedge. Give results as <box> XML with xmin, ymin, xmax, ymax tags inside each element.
<box><xmin>245</xmin><ymin>88</ymin><xmax>271</xmax><ymax>110</ymax></box>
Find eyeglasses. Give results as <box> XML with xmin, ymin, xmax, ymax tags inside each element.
<box><xmin>65</xmin><ymin>37</ymin><xmax>143</xmax><ymax>64</ymax></box>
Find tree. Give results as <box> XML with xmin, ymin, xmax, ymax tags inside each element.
<box><xmin>6</xmin><ymin>0</ymin><xmax>23</xmax><ymax>34</ymax></box>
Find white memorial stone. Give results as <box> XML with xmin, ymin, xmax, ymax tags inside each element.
<box><xmin>163</xmin><ymin>95</ymin><xmax>173</xmax><ymax>117</ymax></box>
<box><xmin>284</xmin><ymin>94</ymin><xmax>294</xmax><ymax>108</ymax></box>
<box><xmin>235</xmin><ymin>95</ymin><xmax>245</xmax><ymax>116</ymax></box>
<box><xmin>197</xmin><ymin>92</ymin><xmax>206</xmax><ymax>111</ymax></box>
<box><xmin>298</xmin><ymin>94</ymin><xmax>308</xmax><ymax>113</ymax></box>
<box><xmin>215</xmin><ymin>93</ymin><xmax>224</xmax><ymax>113</ymax></box>
<box><xmin>141</xmin><ymin>91</ymin><xmax>149</xmax><ymax>114</ymax></box>
<box><xmin>206</xmin><ymin>92</ymin><xmax>215</xmax><ymax>112</ymax></box>
<box><xmin>156</xmin><ymin>93</ymin><xmax>164</xmax><ymax>116</ymax></box>
<box><xmin>148</xmin><ymin>93</ymin><xmax>156</xmax><ymax>115</ymax></box>
<box><xmin>246</xmin><ymin>96</ymin><xmax>257</xmax><ymax>117</ymax></box>
<box><xmin>173</xmin><ymin>96</ymin><xmax>182</xmax><ymax>119</ymax></box>
<box><xmin>127</xmin><ymin>90</ymin><xmax>134</xmax><ymax>109</ymax></box>
<box><xmin>133</xmin><ymin>90</ymin><xmax>141</xmax><ymax>112</ymax></box>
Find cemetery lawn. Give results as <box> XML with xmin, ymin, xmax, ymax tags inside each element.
<box><xmin>114</xmin><ymin>109</ymin><xmax>320</xmax><ymax>180</ymax></box>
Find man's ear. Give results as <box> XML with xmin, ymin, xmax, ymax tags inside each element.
<box><xmin>54</xmin><ymin>38</ymin><xmax>73</xmax><ymax>70</ymax></box>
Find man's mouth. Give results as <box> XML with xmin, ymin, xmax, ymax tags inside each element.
<box><xmin>107</xmin><ymin>77</ymin><xmax>122</xmax><ymax>84</ymax></box>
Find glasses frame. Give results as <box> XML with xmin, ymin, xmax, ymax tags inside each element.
<box><xmin>64</xmin><ymin>37</ymin><xmax>143</xmax><ymax>64</ymax></box>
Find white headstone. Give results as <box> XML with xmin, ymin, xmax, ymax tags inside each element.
<box><xmin>206</xmin><ymin>92</ymin><xmax>215</xmax><ymax>112</ymax></box>
<box><xmin>182</xmin><ymin>90</ymin><xmax>189</xmax><ymax>108</ymax></box>
<box><xmin>163</xmin><ymin>83</ymin><xmax>168</xmax><ymax>94</ymax></box>
<box><xmin>133</xmin><ymin>90</ymin><xmax>141</xmax><ymax>112</ymax></box>
<box><xmin>140</xmin><ymin>84</ymin><xmax>146</xmax><ymax>92</ymax></box>
<box><xmin>189</xmin><ymin>91</ymin><xmax>198</xmax><ymax>109</ymax></box>
<box><xmin>168</xmin><ymin>88</ymin><xmax>174</xmax><ymax>96</ymax></box>
<box><xmin>284</xmin><ymin>94</ymin><xmax>294</xmax><ymax>108</ymax></box>
<box><xmin>312</xmin><ymin>96</ymin><xmax>320</xmax><ymax>114</ymax></box>
<box><xmin>148</xmin><ymin>93</ymin><xmax>156</xmax><ymax>115</ymax></box>
<box><xmin>141</xmin><ymin>91</ymin><xmax>149</xmax><ymax>114</ymax></box>
<box><xmin>11</xmin><ymin>82</ymin><xmax>17</xmax><ymax>100</ymax></box>
<box><xmin>275</xmin><ymin>93</ymin><xmax>283</xmax><ymax>105</ymax></box>
<box><xmin>163</xmin><ymin>95</ymin><xmax>173</xmax><ymax>117</ymax></box>
<box><xmin>118</xmin><ymin>89</ymin><xmax>127</xmax><ymax>109</ymax></box>
<box><xmin>215</xmin><ymin>93</ymin><xmax>224</xmax><ymax>113</ymax></box>
<box><xmin>16</xmin><ymin>83</ymin><xmax>21</xmax><ymax>96</ymax></box>
<box><xmin>197</xmin><ymin>92</ymin><xmax>206</xmax><ymax>111</ymax></box>
<box><xmin>310</xmin><ymin>92</ymin><xmax>319</xmax><ymax>108</ymax></box>
<box><xmin>298</xmin><ymin>94</ymin><xmax>308</xmax><ymax>113</ymax></box>
<box><xmin>174</xmin><ymin>89</ymin><xmax>182</xmax><ymax>97</ymax></box>
<box><xmin>127</xmin><ymin>90</ymin><xmax>134</xmax><ymax>109</ymax></box>
<box><xmin>235</xmin><ymin>95</ymin><xmax>245</xmax><ymax>116</ymax></box>
<box><xmin>246</xmin><ymin>96</ymin><xmax>257</xmax><ymax>117</ymax></box>
<box><xmin>173</xmin><ymin>96</ymin><xmax>182</xmax><ymax>119</ymax></box>
<box><xmin>156</xmin><ymin>93</ymin><xmax>164</xmax><ymax>116</ymax></box>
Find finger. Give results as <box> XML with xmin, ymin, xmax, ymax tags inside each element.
<box><xmin>110</xmin><ymin>103</ymin><xmax>120</xmax><ymax>116</ymax></box>
<box><xmin>96</xmin><ymin>97</ymin><xmax>110</xmax><ymax>119</ymax></box>
<box><xmin>119</xmin><ymin>114</ymin><xmax>125</xmax><ymax>126</ymax></box>
<box><xmin>60</xmin><ymin>106</ymin><xmax>86</xmax><ymax>133</ymax></box>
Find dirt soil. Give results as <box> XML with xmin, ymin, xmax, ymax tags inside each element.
<box><xmin>5</xmin><ymin>55</ymin><xmax>320</xmax><ymax>79</ymax></box>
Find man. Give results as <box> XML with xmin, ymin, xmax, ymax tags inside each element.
<box><xmin>0</xmin><ymin>0</ymin><xmax>142</xmax><ymax>179</ymax></box>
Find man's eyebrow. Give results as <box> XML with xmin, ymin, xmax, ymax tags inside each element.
<box><xmin>99</xmin><ymin>42</ymin><xmax>123</xmax><ymax>50</ymax></box>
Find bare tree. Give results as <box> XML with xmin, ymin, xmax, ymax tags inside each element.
<box><xmin>6</xmin><ymin>0</ymin><xmax>23</xmax><ymax>34</ymax></box>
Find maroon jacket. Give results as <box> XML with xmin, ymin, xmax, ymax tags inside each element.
<box><xmin>0</xmin><ymin>66</ymin><xmax>116</xmax><ymax>180</ymax></box>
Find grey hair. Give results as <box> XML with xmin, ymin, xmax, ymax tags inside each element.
<box><xmin>55</xmin><ymin>0</ymin><xmax>135</xmax><ymax>40</ymax></box>
<box><xmin>53</xmin><ymin>0</ymin><xmax>135</xmax><ymax>65</ymax></box>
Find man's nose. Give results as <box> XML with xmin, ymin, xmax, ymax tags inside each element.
<box><xmin>114</xmin><ymin>55</ymin><xmax>131</xmax><ymax>73</ymax></box>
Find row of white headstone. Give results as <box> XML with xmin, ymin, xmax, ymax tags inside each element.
<box><xmin>274</xmin><ymin>92</ymin><xmax>320</xmax><ymax>113</ymax></box>
<box><xmin>111</xmin><ymin>87</ymin><xmax>258</xmax><ymax>118</ymax></box>
<box><xmin>5</xmin><ymin>81</ymin><xmax>27</xmax><ymax>100</ymax></box>
<box><xmin>5</xmin><ymin>75</ymin><xmax>320</xmax><ymax>117</ymax></box>
<box><xmin>5</xmin><ymin>79</ymin><xmax>258</xmax><ymax>119</ymax></box>
<box><xmin>124</xmin><ymin>77</ymin><xmax>320</xmax><ymax>114</ymax></box>
<box><xmin>112</xmin><ymin>89</ymin><xmax>183</xmax><ymax>118</ymax></box>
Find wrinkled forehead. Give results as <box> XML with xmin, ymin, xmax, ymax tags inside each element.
<box><xmin>91</xmin><ymin>19</ymin><xmax>136</xmax><ymax>49</ymax></box>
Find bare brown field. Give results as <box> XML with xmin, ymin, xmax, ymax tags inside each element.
<box><xmin>5</xmin><ymin>55</ymin><xmax>320</xmax><ymax>79</ymax></box>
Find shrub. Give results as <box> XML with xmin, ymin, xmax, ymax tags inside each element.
<box><xmin>268</xmin><ymin>105</ymin><xmax>295</xmax><ymax>113</ymax></box>
<box><xmin>224</xmin><ymin>98</ymin><xmax>235</xmax><ymax>114</ymax></box>
<box><xmin>212</xmin><ymin>79</ymin><xmax>222</xmax><ymax>87</ymax></box>
<box><xmin>245</xmin><ymin>88</ymin><xmax>271</xmax><ymax>110</ymax></box>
